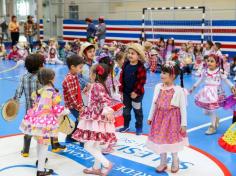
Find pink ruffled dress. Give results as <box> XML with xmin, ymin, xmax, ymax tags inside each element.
<box><xmin>72</xmin><ymin>83</ymin><xmax>120</xmax><ymax>145</ymax></box>
<box><xmin>20</xmin><ymin>87</ymin><xmax>64</xmax><ymax>144</ymax></box>
<box><xmin>194</xmin><ymin>68</ymin><xmax>233</xmax><ymax>110</ymax></box>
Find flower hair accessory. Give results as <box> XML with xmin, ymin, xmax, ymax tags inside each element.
<box><xmin>164</xmin><ymin>61</ymin><xmax>176</xmax><ymax>75</ymax></box>
<box><xmin>96</xmin><ymin>65</ymin><xmax>105</xmax><ymax>76</ymax></box>
<box><xmin>96</xmin><ymin>53</ymin><xmax>109</xmax><ymax>62</ymax></box>
<box><xmin>165</xmin><ymin>61</ymin><xmax>176</xmax><ymax>67</ymax></box>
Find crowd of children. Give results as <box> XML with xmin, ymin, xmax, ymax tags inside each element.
<box><xmin>1</xmin><ymin>35</ymin><xmax>235</xmax><ymax>176</ymax></box>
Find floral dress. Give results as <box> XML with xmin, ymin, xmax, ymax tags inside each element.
<box><xmin>72</xmin><ymin>83</ymin><xmax>121</xmax><ymax>145</ymax></box>
<box><xmin>20</xmin><ymin>86</ymin><xmax>64</xmax><ymax>144</ymax></box>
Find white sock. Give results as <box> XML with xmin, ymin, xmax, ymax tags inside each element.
<box><xmin>204</xmin><ymin>110</ymin><xmax>217</xmax><ymax>127</ymax></box>
<box><xmin>85</xmin><ymin>142</ymin><xmax>110</xmax><ymax>168</ymax></box>
<box><xmin>209</xmin><ymin>111</ymin><xmax>217</xmax><ymax>127</ymax></box>
<box><xmin>171</xmin><ymin>152</ymin><xmax>178</xmax><ymax>162</ymax></box>
<box><xmin>37</xmin><ymin>144</ymin><xmax>48</xmax><ymax>171</ymax></box>
<box><xmin>160</xmin><ymin>153</ymin><xmax>167</xmax><ymax>165</ymax></box>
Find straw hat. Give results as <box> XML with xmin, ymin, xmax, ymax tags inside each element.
<box><xmin>150</xmin><ymin>49</ymin><xmax>158</xmax><ymax>56</ymax></box>
<box><xmin>127</xmin><ymin>43</ymin><xmax>146</xmax><ymax>62</ymax></box>
<box><xmin>79</xmin><ymin>42</ymin><xmax>95</xmax><ymax>57</ymax></box>
<box><xmin>1</xmin><ymin>99</ymin><xmax>19</xmax><ymax>121</ymax></box>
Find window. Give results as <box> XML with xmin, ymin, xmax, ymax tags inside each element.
<box><xmin>16</xmin><ymin>0</ymin><xmax>30</xmax><ymax>17</ymax></box>
<box><xmin>69</xmin><ymin>5</ymin><xmax>79</xmax><ymax>19</ymax></box>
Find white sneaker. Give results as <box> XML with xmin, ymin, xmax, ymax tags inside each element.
<box><xmin>205</xmin><ymin>125</ymin><xmax>216</xmax><ymax>135</ymax></box>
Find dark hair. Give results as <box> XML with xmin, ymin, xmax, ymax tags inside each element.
<box><xmin>206</xmin><ymin>40</ymin><xmax>213</xmax><ymax>48</ymax></box>
<box><xmin>194</xmin><ymin>45</ymin><xmax>203</xmax><ymax>56</ymax></box>
<box><xmin>66</xmin><ymin>54</ymin><xmax>84</xmax><ymax>69</ymax></box>
<box><xmin>92</xmin><ymin>64</ymin><xmax>110</xmax><ymax>94</ymax></box>
<box><xmin>11</xmin><ymin>15</ymin><xmax>17</xmax><ymax>21</ymax></box>
<box><xmin>27</xmin><ymin>15</ymin><xmax>33</xmax><ymax>24</ymax></box>
<box><xmin>115</xmin><ymin>51</ymin><xmax>125</xmax><ymax>61</ymax></box>
<box><xmin>166</xmin><ymin>38</ymin><xmax>175</xmax><ymax>48</ymax></box>
<box><xmin>98</xmin><ymin>18</ymin><xmax>104</xmax><ymax>23</ymax></box>
<box><xmin>37</xmin><ymin>68</ymin><xmax>58</xmax><ymax>92</ymax></box>
<box><xmin>203</xmin><ymin>55</ymin><xmax>209</xmax><ymax>60</ymax></box>
<box><xmin>161</xmin><ymin>63</ymin><xmax>184</xmax><ymax>88</ymax></box>
<box><xmin>85</xmin><ymin>18</ymin><xmax>92</xmax><ymax>23</ymax></box>
<box><xmin>25</xmin><ymin>54</ymin><xmax>44</xmax><ymax>74</ymax></box>
<box><xmin>98</xmin><ymin>56</ymin><xmax>115</xmax><ymax>92</ymax></box>
<box><xmin>84</xmin><ymin>45</ymin><xmax>95</xmax><ymax>54</ymax></box>
<box><xmin>215</xmin><ymin>42</ymin><xmax>221</xmax><ymax>49</ymax></box>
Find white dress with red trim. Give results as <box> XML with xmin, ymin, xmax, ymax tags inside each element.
<box><xmin>194</xmin><ymin>68</ymin><xmax>232</xmax><ymax>110</ymax></box>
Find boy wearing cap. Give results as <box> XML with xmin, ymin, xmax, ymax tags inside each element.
<box><xmin>119</xmin><ymin>43</ymin><xmax>147</xmax><ymax>135</ymax></box>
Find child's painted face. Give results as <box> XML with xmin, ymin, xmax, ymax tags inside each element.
<box><xmin>207</xmin><ymin>57</ymin><xmax>217</xmax><ymax>70</ymax></box>
<box><xmin>160</xmin><ymin>71</ymin><xmax>175</xmax><ymax>85</ymax></box>
<box><xmin>85</xmin><ymin>48</ymin><xmax>95</xmax><ymax>60</ymax></box>
<box><xmin>127</xmin><ymin>49</ymin><xmax>139</xmax><ymax>64</ymax></box>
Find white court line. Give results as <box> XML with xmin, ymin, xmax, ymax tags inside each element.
<box><xmin>187</xmin><ymin>115</ymin><xmax>232</xmax><ymax>133</ymax></box>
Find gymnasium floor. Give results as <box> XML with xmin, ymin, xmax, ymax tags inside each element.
<box><xmin>0</xmin><ymin>60</ymin><xmax>235</xmax><ymax>176</ymax></box>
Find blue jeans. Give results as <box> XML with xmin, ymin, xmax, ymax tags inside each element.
<box><xmin>26</xmin><ymin>35</ymin><xmax>33</xmax><ymax>51</ymax></box>
<box><xmin>68</xmin><ymin>108</ymin><xmax>79</xmax><ymax>136</ymax></box>
<box><xmin>123</xmin><ymin>93</ymin><xmax>144</xmax><ymax>129</ymax></box>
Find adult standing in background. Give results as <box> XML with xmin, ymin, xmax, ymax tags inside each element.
<box><xmin>96</xmin><ymin>16</ymin><xmax>106</xmax><ymax>49</ymax></box>
<box><xmin>9</xmin><ymin>15</ymin><xmax>20</xmax><ymax>46</ymax></box>
<box><xmin>0</xmin><ymin>19</ymin><xmax>9</xmax><ymax>41</ymax></box>
<box><xmin>24</xmin><ymin>15</ymin><xmax>37</xmax><ymax>51</ymax></box>
<box><xmin>85</xmin><ymin>17</ymin><xmax>96</xmax><ymax>43</ymax></box>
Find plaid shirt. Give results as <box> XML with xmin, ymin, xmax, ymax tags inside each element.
<box><xmin>15</xmin><ymin>73</ymin><xmax>41</xmax><ymax>111</ymax></box>
<box><xmin>24</xmin><ymin>22</ymin><xmax>36</xmax><ymax>36</ymax></box>
<box><xmin>150</xmin><ymin>56</ymin><xmax>158</xmax><ymax>72</ymax></box>
<box><xmin>62</xmin><ymin>72</ymin><xmax>83</xmax><ymax>111</ymax></box>
<box><xmin>119</xmin><ymin>61</ymin><xmax>146</xmax><ymax>96</ymax></box>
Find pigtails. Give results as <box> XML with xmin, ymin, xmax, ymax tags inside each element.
<box><xmin>111</xmin><ymin>70</ymin><xmax>115</xmax><ymax>92</ymax></box>
<box><xmin>50</xmin><ymin>82</ymin><xmax>59</xmax><ymax>93</ymax></box>
<box><xmin>220</xmin><ymin>57</ymin><xmax>224</xmax><ymax>74</ymax></box>
<box><xmin>180</xmin><ymin>68</ymin><xmax>184</xmax><ymax>88</ymax></box>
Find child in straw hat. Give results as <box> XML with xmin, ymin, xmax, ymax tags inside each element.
<box><xmin>119</xmin><ymin>43</ymin><xmax>147</xmax><ymax>135</ymax></box>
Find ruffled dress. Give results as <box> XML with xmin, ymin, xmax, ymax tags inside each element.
<box><xmin>218</xmin><ymin>122</ymin><xmax>236</xmax><ymax>153</ymax></box>
<box><xmin>194</xmin><ymin>68</ymin><xmax>232</xmax><ymax>110</ymax></box>
<box><xmin>20</xmin><ymin>87</ymin><xmax>64</xmax><ymax>144</ymax></box>
<box><xmin>72</xmin><ymin>83</ymin><xmax>122</xmax><ymax>145</ymax></box>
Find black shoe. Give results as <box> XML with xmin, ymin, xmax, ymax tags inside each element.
<box><xmin>36</xmin><ymin>158</ymin><xmax>48</xmax><ymax>167</ymax></box>
<box><xmin>65</xmin><ymin>135</ymin><xmax>77</xmax><ymax>143</ymax></box>
<box><xmin>36</xmin><ymin>169</ymin><xmax>54</xmax><ymax>176</ymax></box>
<box><xmin>52</xmin><ymin>143</ymin><xmax>66</xmax><ymax>153</ymax></box>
